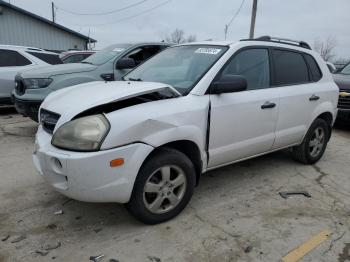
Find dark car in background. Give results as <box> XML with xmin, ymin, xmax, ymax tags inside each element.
<box><xmin>60</xmin><ymin>50</ymin><xmax>95</xmax><ymax>63</ymax></box>
<box><xmin>333</xmin><ymin>62</ymin><xmax>350</xmax><ymax>122</ymax></box>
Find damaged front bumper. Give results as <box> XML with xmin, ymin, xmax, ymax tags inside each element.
<box><xmin>33</xmin><ymin>126</ymin><xmax>154</xmax><ymax>203</ymax></box>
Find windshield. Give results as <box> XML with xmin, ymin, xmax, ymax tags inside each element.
<box><xmin>340</xmin><ymin>63</ymin><xmax>350</xmax><ymax>75</ymax></box>
<box><xmin>124</xmin><ymin>45</ymin><xmax>228</xmax><ymax>95</ymax></box>
<box><xmin>82</xmin><ymin>44</ymin><xmax>131</xmax><ymax>65</ymax></box>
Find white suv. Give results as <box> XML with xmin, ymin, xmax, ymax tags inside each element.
<box><xmin>33</xmin><ymin>37</ymin><xmax>338</xmax><ymax>224</ymax></box>
<box><xmin>0</xmin><ymin>45</ymin><xmax>62</xmax><ymax>104</ymax></box>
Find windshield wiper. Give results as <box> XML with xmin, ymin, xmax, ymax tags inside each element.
<box><xmin>81</xmin><ymin>61</ymin><xmax>93</xmax><ymax>65</ymax></box>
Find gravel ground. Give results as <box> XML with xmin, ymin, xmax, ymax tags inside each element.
<box><xmin>0</xmin><ymin>111</ymin><xmax>350</xmax><ymax>262</ymax></box>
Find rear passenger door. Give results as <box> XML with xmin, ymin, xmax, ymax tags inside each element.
<box><xmin>271</xmin><ymin>49</ymin><xmax>322</xmax><ymax>149</ymax></box>
<box><xmin>208</xmin><ymin>48</ymin><xmax>279</xmax><ymax>168</ymax></box>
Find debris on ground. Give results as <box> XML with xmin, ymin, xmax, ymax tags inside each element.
<box><xmin>10</xmin><ymin>235</ymin><xmax>26</xmax><ymax>243</ymax></box>
<box><xmin>35</xmin><ymin>249</ymin><xmax>49</xmax><ymax>256</ymax></box>
<box><xmin>54</xmin><ymin>210</ymin><xmax>64</xmax><ymax>215</ymax></box>
<box><xmin>148</xmin><ymin>255</ymin><xmax>161</xmax><ymax>262</ymax></box>
<box><xmin>43</xmin><ymin>242</ymin><xmax>61</xmax><ymax>250</ymax></box>
<box><xmin>93</xmin><ymin>228</ymin><xmax>102</xmax><ymax>233</ymax></box>
<box><xmin>279</xmin><ymin>191</ymin><xmax>311</xmax><ymax>199</ymax></box>
<box><xmin>89</xmin><ymin>254</ymin><xmax>105</xmax><ymax>262</ymax></box>
<box><xmin>109</xmin><ymin>259</ymin><xmax>119</xmax><ymax>262</ymax></box>
<box><xmin>62</xmin><ymin>199</ymin><xmax>73</xmax><ymax>206</ymax></box>
<box><xmin>244</xmin><ymin>245</ymin><xmax>253</xmax><ymax>253</ymax></box>
<box><xmin>47</xmin><ymin>223</ymin><xmax>57</xmax><ymax>230</ymax></box>
<box><xmin>1</xmin><ymin>234</ymin><xmax>10</xmax><ymax>241</ymax></box>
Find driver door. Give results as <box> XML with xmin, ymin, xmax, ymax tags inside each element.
<box><xmin>208</xmin><ymin>48</ymin><xmax>279</xmax><ymax>168</ymax></box>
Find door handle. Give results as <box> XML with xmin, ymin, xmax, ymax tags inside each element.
<box><xmin>309</xmin><ymin>94</ymin><xmax>320</xmax><ymax>101</ymax></box>
<box><xmin>261</xmin><ymin>101</ymin><xmax>276</xmax><ymax>109</ymax></box>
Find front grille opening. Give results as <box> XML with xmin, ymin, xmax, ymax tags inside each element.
<box><xmin>338</xmin><ymin>89</ymin><xmax>350</xmax><ymax>110</ymax></box>
<box><xmin>40</xmin><ymin>109</ymin><xmax>60</xmax><ymax>134</ymax></box>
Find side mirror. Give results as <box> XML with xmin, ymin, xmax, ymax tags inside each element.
<box><xmin>210</xmin><ymin>75</ymin><xmax>247</xmax><ymax>94</ymax></box>
<box><xmin>116</xmin><ymin>58</ymin><xmax>136</xmax><ymax>70</ymax></box>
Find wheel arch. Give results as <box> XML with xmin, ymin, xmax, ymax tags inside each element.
<box><xmin>142</xmin><ymin>140</ymin><xmax>203</xmax><ymax>186</ymax></box>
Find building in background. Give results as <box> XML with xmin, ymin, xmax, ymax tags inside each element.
<box><xmin>0</xmin><ymin>0</ymin><xmax>96</xmax><ymax>52</ymax></box>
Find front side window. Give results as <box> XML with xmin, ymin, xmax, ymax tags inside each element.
<box><xmin>27</xmin><ymin>52</ymin><xmax>62</xmax><ymax>65</ymax></box>
<box><xmin>0</xmin><ymin>49</ymin><xmax>31</xmax><ymax>67</ymax></box>
<box><xmin>221</xmin><ymin>48</ymin><xmax>270</xmax><ymax>90</ymax></box>
<box><xmin>339</xmin><ymin>62</ymin><xmax>350</xmax><ymax>75</ymax></box>
<box><xmin>124</xmin><ymin>45</ymin><xmax>228</xmax><ymax>95</ymax></box>
<box><xmin>123</xmin><ymin>46</ymin><xmax>162</xmax><ymax>66</ymax></box>
<box><xmin>273</xmin><ymin>50</ymin><xmax>309</xmax><ymax>86</ymax></box>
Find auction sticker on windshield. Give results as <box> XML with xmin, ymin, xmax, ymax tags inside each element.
<box><xmin>195</xmin><ymin>48</ymin><xmax>222</xmax><ymax>55</ymax></box>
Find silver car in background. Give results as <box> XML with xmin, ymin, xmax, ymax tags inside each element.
<box><xmin>13</xmin><ymin>42</ymin><xmax>171</xmax><ymax>121</ymax></box>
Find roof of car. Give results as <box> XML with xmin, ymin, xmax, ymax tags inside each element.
<box><xmin>0</xmin><ymin>44</ymin><xmax>59</xmax><ymax>54</ymax></box>
<box><xmin>102</xmin><ymin>42</ymin><xmax>173</xmax><ymax>51</ymax></box>
<box><xmin>177</xmin><ymin>41</ymin><xmax>235</xmax><ymax>47</ymax></box>
<box><xmin>61</xmin><ymin>50</ymin><xmax>96</xmax><ymax>54</ymax></box>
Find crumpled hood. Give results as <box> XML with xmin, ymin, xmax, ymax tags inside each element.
<box><xmin>19</xmin><ymin>63</ymin><xmax>97</xmax><ymax>78</ymax></box>
<box><xmin>333</xmin><ymin>74</ymin><xmax>350</xmax><ymax>90</ymax></box>
<box><xmin>41</xmin><ymin>81</ymin><xmax>181</xmax><ymax>128</ymax></box>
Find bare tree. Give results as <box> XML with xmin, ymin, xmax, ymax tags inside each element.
<box><xmin>165</xmin><ymin>28</ymin><xmax>197</xmax><ymax>44</ymax></box>
<box><xmin>314</xmin><ymin>37</ymin><xmax>337</xmax><ymax>62</ymax></box>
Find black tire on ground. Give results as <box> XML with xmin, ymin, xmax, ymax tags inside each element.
<box><xmin>291</xmin><ymin>118</ymin><xmax>330</xmax><ymax>164</ymax></box>
<box><xmin>126</xmin><ymin>148</ymin><xmax>196</xmax><ymax>224</ymax></box>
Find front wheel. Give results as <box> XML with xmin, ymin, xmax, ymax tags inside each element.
<box><xmin>126</xmin><ymin>148</ymin><xmax>196</xmax><ymax>224</ymax></box>
<box><xmin>291</xmin><ymin>118</ymin><xmax>330</xmax><ymax>164</ymax></box>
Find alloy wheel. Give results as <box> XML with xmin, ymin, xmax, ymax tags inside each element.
<box><xmin>143</xmin><ymin>165</ymin><xmax>187</xmax><ymax>214</ymax></box>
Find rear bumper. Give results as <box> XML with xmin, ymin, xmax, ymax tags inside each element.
<box><xmin>14</xmin><ymin>98</ymin><xmax>42</xmax><ymax>122</ymax></box>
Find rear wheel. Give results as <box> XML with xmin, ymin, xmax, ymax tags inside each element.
<box><xmin>291</xmin><ymin>118</ymin><xmax>329</xmax><ymax>164</ymax></box>
<box><xmin>126</xmin><ymin>148</ymin><xmax>196</xmax><ymax>224</ymax></box>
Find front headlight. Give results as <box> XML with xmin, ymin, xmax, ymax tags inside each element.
<box><xmin>24</xmin><ymin>78</ymin><xmax>53</xmax><ymax>89</ymax></box>
<box><xmin>52</xmin><ymin>115</ymin><xmax>110</xmax><ymax>151</ymax></box>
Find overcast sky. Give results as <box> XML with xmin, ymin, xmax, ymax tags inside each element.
<box><xmin>8</xmin><ymin>0</ymin><xmax>350</xmax><ymax>59</ymax></box>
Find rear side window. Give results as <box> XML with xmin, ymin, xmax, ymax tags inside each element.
<box><xmin>27</xmin><ymin>52</ymin><xmax>63</xmax><ymax>65</ymax></box>
<box><xmin>221</xmin><ymin>48</ymin><xmax>270</xmax><ymax>90</ymax></box>
<box><xmin>0</xmin><ymin>49</ymin><xmax>32</xmax><ymax>67</ymax></box>
<box><xmin>273</xmin><ymin>50</ymin><xmax>309</xmax><ymax>86</ymax></box>
<box><xmin>304</xmin><ymin>54</ymin><xmax>322</xmax><ymax>81</ymax></box>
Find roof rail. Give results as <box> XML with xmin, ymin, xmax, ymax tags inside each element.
<box><xmin>26</xmin><ymin>47</ymin><xmax>44</xmax><ymax>52</ymax></box>
<box><xmin>240</xmin><ymin>35</ymin><xmax>311</xmax><ymax>50</ymax></box>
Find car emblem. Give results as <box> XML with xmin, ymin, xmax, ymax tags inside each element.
<box><xmin>339</xmin><ymin>92</ymin><xmax>350</xmax><ymax>98</ymax></box>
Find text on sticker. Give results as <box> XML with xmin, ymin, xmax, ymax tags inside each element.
<box><xmin>195</xmin><ymin>48</ymin><xmax>221</xmax><ymax>55</ymax></box>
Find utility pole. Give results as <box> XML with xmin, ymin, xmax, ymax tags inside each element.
<box><xmin>249</xmin><ymin>0</ymin><xmax>257</xmax><ymax>39</ymax></box>
<box><xmin>51</xmin><ymin>2</ymin><xmax>55</xmax><ymax>23</ymax></box>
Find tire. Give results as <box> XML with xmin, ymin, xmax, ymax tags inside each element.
<box><xmin>291</xmin><ymin>118</ymin><xmax>330</xmax><ymax>164</ymax></box>
<box><xmin>126</xmin><ymin>148</ymin><xmax>196</xmax><ymax>224</ymax></box>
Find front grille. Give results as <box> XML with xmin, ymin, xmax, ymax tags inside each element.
<box><xmin>40</xmin><ymin>109</ymin><xmax>60</xmax><ymax>134</ymax></box>
<box><xmin>15</xmin><ymin>76</ymin><xmax>26</xmax><ymax>96</ymax></box>
<box><xmin>338</xmin><ymin>89</ymin><xmax>350</xmax><ymax>110</ymax></box>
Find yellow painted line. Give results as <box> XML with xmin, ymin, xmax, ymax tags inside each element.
<box><xmin>282</xmin><ymin>230</ymin><xmax>332</xmax><ymax>262</ymax></box>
